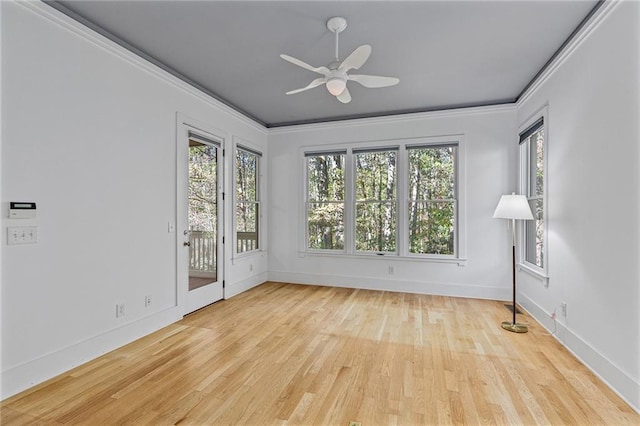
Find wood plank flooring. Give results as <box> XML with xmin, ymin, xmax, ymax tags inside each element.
<box><xmin>2</xmin><ymin>282</ymin><xmax>638</xmax><ymax>425</ymax></box>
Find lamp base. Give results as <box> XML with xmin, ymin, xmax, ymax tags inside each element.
<box><xmin>501</xmin><ymin>321</ymin><xmax>528</xmax><ymax>333</ymax></box>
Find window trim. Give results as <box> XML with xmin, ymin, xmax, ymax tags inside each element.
<box><xmin>234</xmin><ymin>139</ymin><xmax>263</xmax><ymax>258</ymax></box>
<box><xmin>353</xmin><ymin>147</ymin><xmax>399</xmax><ymax>254</ymax></box>
<box><xmin>517</xmin><ymin>106</ymin><xmax>549</xmax><ymax>280</ymax></box>
<box><xmin>304</xmin><ymin>150</ymin><xmax>347</xmax><ymax>253</ymax></box>
<box><xmin>300</xmin><ymin>135</ymin><xmax>466</xmax><ymax>263</ymax></box>
<box><xmin>406</xmin><ymin>144</ymin><xmax>458</xmax><ymax>257</ymax></box>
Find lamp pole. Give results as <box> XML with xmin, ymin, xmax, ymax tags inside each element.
<box><xmin>493</xmin><ymin>194</ymin><xmax>533</xmax><ymax>333</ymax></box>
<box><xmin>510</xmin><ymin>218</ymin><xmax>516</xmax><ymax>326</ymax></box>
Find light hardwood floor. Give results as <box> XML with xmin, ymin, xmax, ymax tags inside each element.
<box><xmin>2</xmin><ymin>282</ymin><xmax>638</xmax><ymax>425</ymax></box>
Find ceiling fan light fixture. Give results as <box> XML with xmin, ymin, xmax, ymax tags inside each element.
<box><xmin>281</xmin><ymin>16</ymin><xmax>398</xmax><ymax>103</ymax></box>
<box><xmin>326</xmin><ymin>77</ymin><xmax>346</xmax><ymax>96</ymax></box>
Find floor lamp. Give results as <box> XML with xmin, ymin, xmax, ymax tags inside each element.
<box><xmin>493</xmin><ymin>193</ymin><xmax>534</xmax><ymax>333</ymax></box>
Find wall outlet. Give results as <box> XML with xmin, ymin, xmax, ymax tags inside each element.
<box><xmin>144</xmin><ymin>295</ymin><xmax>152</xmax><ymax>307</ymax></box>
<box><xmin>116</xmin><ymin>303</ymin><xmax>125</xmax><ymax>318</ymax></box>
<box><xmin>560</xmin><ymin>301</ymin><xmax>567</xmax><ymax>317</ymax></box>
<box><xmin>388</xmin><ymin>265</ymin><xmax>394</xmax><ymax>275</ymax></box>
<box><xmin>249</xmin><ymin>263</ymin><xmax>253</xmax><ymax>272</ymax></box>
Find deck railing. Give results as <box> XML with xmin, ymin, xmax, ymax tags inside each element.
<box><xmin>237</xmin><ymin>231</ymin><xmax>258</xmax><ymax>253</ymax></box>
<box><xmin>189</xmin><ymin>231</ymin><xmax>216</xmax><ymax>272</ymax></box>
<box><xmin>189</xmin><ymin>231</ymin><xmax>259</xmax><ymax>271</ymax></box>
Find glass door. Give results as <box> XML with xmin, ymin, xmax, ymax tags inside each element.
<box><xmin>181</xmin><ymin>134</ymin><xmax>223</xmax><ymax>313</ymax></box>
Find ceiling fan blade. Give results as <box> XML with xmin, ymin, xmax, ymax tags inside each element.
<box><xmin>286</xmin><ymin>77</ymin><xmax>326</xmax><ymax>95</ymax></box>
<box><xmin>349</xmin><ymin>74</ymin><xmax>400</xmax><ymax>88</ymax></box>
<box><xmin>339</xmin><ymin>45</ymin><xmax>371</xmax><ymax>72</ymax></box>
<box><xmin>280</xmin><ymin>54</ymin><xmax>330</xmax><ymax>75</ymax></box>
<box><xmin>336</xmin><ymin>87</ymin><xmax>351</xmax><ymax>104</ymax></box>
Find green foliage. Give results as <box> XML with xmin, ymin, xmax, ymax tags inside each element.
<box><xmin>534</xmin><ymin>130</ymin><xmax>544</xmax><ymax>196</ymax></box>
<box><xmin>308</xmin><ymin>203</ymin><xmax>344</xmax><ymax>250</ymax></box>
<box><xmin>189</xmin><ymin>144</ymin><xmax>217</xmax><ymax>233</ymax></box>
<box><xmin>525</xmin><ymin>198</ymin><xmax>544</xmax><ymax>267</ymax></box>
<box><xmin>409</xmin><ymin>201</ymin><xmax>454</xmax><ymax>255</ymax></box>
<box><xmin>408</xmin><ymin>147</ymin><xmax>456</xmax><ymax>255</ymax></box>
<box><xmin>306</xmin><ymin>146</ymin><xmax>457</xmax><ymax>255</ymax></box>
<box><xmin>355</xmin><ymin>151</ymin><xmax>396</xmax><ymax>252</ymax></box>
<box><xmin>307</xmin><ymin>154</ymin><xmax>344</xmax><ymax>201</ymax></box>
<box><xmin>236</xmin><ymin>149</ymin><xmax>259</xmax><ymax>252</ymax></box>
<box><xmin>307</xmin><ymin>154</ymin><xmax>345</xmax><ymax>250</ymax></box>
<box><xmin>525</xmin><ymin>129</ymin><xmax>545</xmax><ymax>267</ymax></box>
<box><xmin>355</xmin><ymin>202</ymin><xmax>396</xmax><ymax>252</ymax></box>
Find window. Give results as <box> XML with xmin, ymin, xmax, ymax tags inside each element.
<box><xmin>354</xmin><ymin>148</ymin><xmax>398</xmax><ymax>253</ymax></box>
<box><xmin>407</xmin><ymin>145</ymin><xmax>457</xmax><ymax>255</ymax></box>
<box><xmin>236</xmin><ymin>146</ymin><xmax>261</xmax><ymax>253</ymax></box>
<box><xmin>306</xmin><ymin>151</ymin><xmax>346</xmax><ymax>250</ymax></box>
<box><xmin>303</xmin><ymin>139</ymin><xmax>461</xmax><ymax>259</ymax></box>
<box><xmin>519</xmin><ymin>117</ymin><xmax>545</xmax><ymax>270</ymax></box>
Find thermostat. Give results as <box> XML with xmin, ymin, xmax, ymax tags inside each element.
<box><xmin>9</xmin><ymin>202</ymin><xmax>36</xmax><ymax>219</ymax></box>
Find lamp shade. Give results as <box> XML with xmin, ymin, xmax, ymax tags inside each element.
<box><xmin>493</xmin><ymin>194</ymin><xmax>534</xmax><ymax>220</ymax></box>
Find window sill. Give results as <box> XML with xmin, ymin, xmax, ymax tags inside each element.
<box><xmin>517</xmin><ymin>263</ymin><xmax>549</xmax><ymax>286</ymax></box>
<box><xmin>298</xmin><ymin>251</ymin><xmax>466</xmax><ymax>266</ymax></box>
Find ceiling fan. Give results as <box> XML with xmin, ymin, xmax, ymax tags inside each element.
<box><xmin>280</xmin><ymin>17</ymin><xmax>400</xmax><ymax>104</ymax></box>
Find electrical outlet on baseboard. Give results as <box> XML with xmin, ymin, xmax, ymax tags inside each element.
<box><xmin>560</xmin><ymin>301</ymin><xmax>567</xmax><ymax>317</ymax></box>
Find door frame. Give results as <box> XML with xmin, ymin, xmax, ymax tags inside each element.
<box><xmin>176</xmin><ymin>114</ymin><xmax>226</xmax><ymax>315</ymax></box>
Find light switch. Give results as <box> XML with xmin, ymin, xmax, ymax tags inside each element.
<box><xmin>7</xmin><ymin>226</ymin><xmax>38</xmax><ymax>245</ymax></box>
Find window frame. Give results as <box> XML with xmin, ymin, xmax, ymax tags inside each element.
<box><xmin>518</xmin><ymin>107</ymin><xmax>549</xmax><ymax>280</ymax></box>
<box><xmin>234</xmin><ymin>142</ymin><xmax>262</xmax><ymax>257</ymax></box>
<box><xmin>304</xmin><ymin>149</ymin><xmax>347</xmax><ymax>253</ymax></box>
<box><xmin>300</xmin><ymin>136</ymin><xmax>466</xmax><ymax>263</ymax></box>
<box><xmin>406</xmin><ymin>143</ymin><xmax>458</xmax><ymax>258</ymax></box>
<box><xmin>353</xmin><ymin>146</ymin><xmax>399</xmax><ymax>255</ymax></box>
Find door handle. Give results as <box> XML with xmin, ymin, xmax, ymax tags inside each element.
<box><xmin>183</xmin><ymin>241</ymin><xmax>191</xmax><ymax>247</ymax></box>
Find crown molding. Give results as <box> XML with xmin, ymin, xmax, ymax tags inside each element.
<box><xmin>267</xmin><ymin>103</ymin><xmax>516</xmax><ymax>135</ymax></box>
<box><xmin>516</xmin><ymin>0</ymin><xmax>620</xmax><ymax>108</ymax></box>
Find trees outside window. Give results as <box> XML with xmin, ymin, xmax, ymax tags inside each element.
<box><xmin>355</xmin><ymin>149</ymin><xmax>397</xmax><ymax>253</ymax></box>
<box><xmin>189</xmin><ymin>142</ymin><xmax>217</xmax><ymax>271</ymax></box>
<box><xmin>306</xmin><ymin>152</ymin><xmax>345</xmax><ymax>250</ymax></box>
<box><xmin>408</xmin><ymin>145</ymin><xmax>456</xmax><ymax>255</ymax></box>
<box><xmin>304</xmin><ymin>140</ymin><xmax>459</xmax><ymax>258</ymax></box>
<box><xmin>189</xmin><ymin>143</ymin><xmax>217</xmax><ymax>235</ymax></box>
<box><xmin>236</xmin><ymin>147</ymin><xmax>260</xmax><ymax>253</ymax></box>
<box><xmin>520</xmin><ymin>120</ymin><xmax>545</xmax><ymax>269</ymax></box>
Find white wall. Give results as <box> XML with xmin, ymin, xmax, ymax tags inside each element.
<box><xmin>1</xmin><ymin>1</ymin><xmax>267</xmax><ymax>398</ymax></box>
<box><xmin>516</xmin><ymin>1</ymin><xmax>639</xmax><ymax>411</ymax></box>
<box><xmin>268</xmin><ymin>106</ymin><xmax>517</xmax><ymax>299</ymax></box>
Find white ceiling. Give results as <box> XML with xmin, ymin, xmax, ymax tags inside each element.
<box><xmin>50</xmin><ymin>1</ymin><xmax>599</xmax><ymax>127</ymax></box>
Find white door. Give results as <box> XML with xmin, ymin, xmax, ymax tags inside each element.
<box><xmin>178</xmin><ymin>128</ymin><xmax>224</xmax><ymax>314</ymax></box>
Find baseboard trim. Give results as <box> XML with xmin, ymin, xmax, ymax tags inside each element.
<box><xmin>225</xmin><ymin>272</ymin><xmax>268</xmax><ymax>299</ymax></box>
<box><xmin>267</xmin><ymin>271</ymin><xmax>509</xmax><ymax>301</ymax></box>
<box><xmin>1</xmin><ymin>306</ymin><xmax>182</xmax><ymax>400</ymax></box>
<box><xmin>519</xmin><ymin>293</ymin><xmax>640</xmax><ymax>414</ymax></box>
